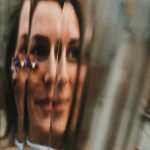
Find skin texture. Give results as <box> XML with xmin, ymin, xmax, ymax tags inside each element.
<box><xmin>11</xmin><ymin>0</ymin><xmax>30</xmax><ymax>142</ymax></box>
<box><xmin>51</xmin><ymin>1</ymin><xmax>80</xmax><ymax>136</ymax></box>
<box><xmin>27</xmin><ymin>1</ymin><xmax>87</xmax><ymax>148</ymax></box>
<box><xmin>28</xmin><ymin>1</ymin><xmax>62</xmax><ymax>145</ymax></box>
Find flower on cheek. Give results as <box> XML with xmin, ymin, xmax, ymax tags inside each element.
<box><xmin>27</xmin><ymin>55</ymin><xmax>39</xmax><ymax>71</ymax></box>
<box><xmin>11</xmin><ymin>54</ymin><xmax>27</xmax><ymax>79</ymax></box>
<box><xmin>11</xmin><ymin>54</ymin><xmax>40</xmax><ymax>79</ymax></box>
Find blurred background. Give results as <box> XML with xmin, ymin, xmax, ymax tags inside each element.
<box><xmin>0</xmin><ymin>0</ymin><xmax>150</xmax><ymax>150</ymax></box>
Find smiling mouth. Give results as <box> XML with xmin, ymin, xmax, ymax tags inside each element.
<box><xmin>35</xmin><ymin>98</ymin><xmax>70</xmax><ymax>113</ymax></box>
<box><xmin>35</xmin><ymin>98</ymin><xmax>52</xmax><ymax>113</ymax></box>
<box><xmin>52</xmin><ymin>99</ymin><xmax>69</xmax><ymax>112</ymax></box>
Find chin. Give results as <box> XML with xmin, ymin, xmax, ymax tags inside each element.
<box><xmin>53</xmin><ymin>126</ymin><xmax>65</xmax><ymax>137</ymax></box>
<box><xmin>40</xmin><ymin>125</ymin><xmax>50</xmax><ymax>135</ymax></box>
<box><xmin>51</xmin><ymin>113</ymin><xmax>69</xmax><ymax>136</ymax></box>
<box><xmin>31</xmin><ymin>115</ymin><xmax>51</xmax><ymax>135</ymax></box>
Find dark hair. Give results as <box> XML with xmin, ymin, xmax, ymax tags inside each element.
<box><xmin>3</xmin><ymin>0</ymin><xmax>26</xmax><ymax>139</ymax></box>
<box><xmin>61</xmin><ymin>1</ymin><xmax>83</xmax><ymax>149</ymax></box>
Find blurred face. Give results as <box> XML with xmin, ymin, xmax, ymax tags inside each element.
<box><xmin>11</xmin><ymin>0</ymin><xmax>30</xmax><ymax>141</ymax></box>
<box><xmin>28</xmin><ymin>1</ymin><xmax>62</xmax><ymax>138</ymax></box>
<box><xmin>52</xmin><ymin>2</ymin><xmax>80</xmax><ymax>136</ymax></box>
<box><xmin>28</xmin><ymin>1</ymin><xmax>86</xmax><ymax>145</ymax></box>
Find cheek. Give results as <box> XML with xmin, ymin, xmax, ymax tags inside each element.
<box><xmin>27</xmin><ymin>62</ymin><xmax>47</xmax><ymax>94</ymax></box>
<box><xmin>28</xmin><ymin>61</ymin><xmax>48</xmax><ymax>83</ymax></box>
<box><xmin>70</xmin><ymin>64</ymin><xmax>87</xmax><ymax>98</ymax></box>
<box><xmin>11</xmin><ymin>71</ymin><xmax>27</xmax><ymax>114</ymax></box>
<box><xmin>68</xmin><ymin>63</ymin><xmax>78</xmax><ymax>87</ymax></box>
<box><xmin>13</xmin><ymin>71</ymin><xmax>27</xmax><ymax>96</ymax></box>
<box><xmin>79</xmin><ymin>65</ymin><xmax>87</xmax><ymax>86</ymax></box>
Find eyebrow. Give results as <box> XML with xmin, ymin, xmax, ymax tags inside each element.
<box><xmin>18</xmin><ymin>34</ymin><xmax>28</xmax><ymax>45</ymax></box>
<box><xmin>29</xmin><ymin>34</ymin><xmax>50</xmax><ymax>52</ymax></box>
<box><xmin>68</xmin><ymin>39</ymin><xmax>80</xmax><ymax>47</ymax></box>
<box><xmin>32</xmin><ymin>34</ymin><xmax>49</xmax><ymax>44</ymax></box>
<box><xmin>21</xmin><ymin>34</ymin><xmax>28</xmax><ymax>42</ymax></box>
<box><xmin>17</xmin><ymin>34</ymin><xmax>28</xmax><ymax>53</ymax></box>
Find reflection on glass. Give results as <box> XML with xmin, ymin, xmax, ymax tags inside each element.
<box><xmin>50</xmin><ymin>1</ymin><xmax>87</xmax><ymax>149</ymax></box>
<box><xmin>2</xmin><ymin>0</ymin><xmax>30</xmax><ymax>149</ymax></box>
<box><xmin>1</xmin><ymin>0</ymin><xmax>149</xmax><ymax>150</ymax></box>
<box><xmin>12</xmin><ymin>1</ymin><xmax>30</xmax><ymax>145</ymax></box>
<box><xmin>27</xmin><ymin>0</ymin><xmax>62</xmax><ymax>148</ymax></box>
<box><xmin>27</xmin><ymin>0</ymin><xmax>86</xmax><ymax>149</ymax></box>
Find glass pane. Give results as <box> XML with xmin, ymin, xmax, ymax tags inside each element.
<box><xmin>0</xmin><ymin>0</ymin><xmax>30</xmax><ymax>149</ymax></box>
<box><xmin>27</xmin><ymin>0</ymin><xmax>63</xmax><ymax>149</ymax></box>
<box><xmin>50</xmin><ymin>1</ymin><xmax>87</xmax><ymax>149</ymax></box>
<box><xmin>1</xmin><ymin>0</ymin><xmax>150</xmax><ymax>149</ymax></box>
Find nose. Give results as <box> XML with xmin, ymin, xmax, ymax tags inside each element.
<box><xmin>56</xmin><ymin>54</ymin><xmax>69</xmax><ymax>88</ymax></box>
<box><xmin>44</xmin><ymin>49</ymin><xmax>57</xmax><ymax>85</ymax></box>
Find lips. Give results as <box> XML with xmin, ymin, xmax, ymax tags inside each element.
<box><xmin>52</xmin><ymin>99</ymin><xmax>69</xmax><ymax>112</ymax></box>
<box><xmin>35</xmin><ymin>98</ymin><xmax>52</xmax><ymax>113</ymax></box>
<box><xmin>35</xmin><ymin>97</ymin><xmax>70</xmax><ymax>113</ymax></box>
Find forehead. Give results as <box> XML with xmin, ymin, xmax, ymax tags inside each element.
<box><xmin>62</xmin><ymin>3</ymin><xmax>79</xmax><ymax>27</ymax></box>
<box><xmin>18</xmin><ymin>0</ymin><xmax>30</xmax><ymax>38</ymax></box>
<box><xmin>62</xmin><ymin>3</ymin><xmax>80</xmax><ymax>39</ymax></box>
<box><xmin>30</xmin><ymin>1</ymin><xmax>62</xmax><ymax>39</ymax></box>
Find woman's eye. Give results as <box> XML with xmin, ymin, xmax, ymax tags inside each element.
<box><xmin>19</xmin><ymin>43</ymin><xmax>27</xmax><ymax>54</ymax></box>
<box><xmin>67</xmin><ymin>47</ymin><xmax>80</xmax><ymax>62</ymax></box>
<box><xmin>31</xmin><ymin>44</ymin><xmax>49</xmax><ymax>60</ymax></box>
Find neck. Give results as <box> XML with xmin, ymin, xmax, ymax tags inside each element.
<box><xmin>17</xmin><ymin>116</ymin><xmax>25</xmax><ymax>142</ymax></box>
<box><xmin>50</xmin><ymin>133</ymin><xmax>63</xmax><ymax>150</ymax></box>
<box><xmin>29</xmin><ymin>125</ymin><xmax>49</xmax><ymax>146</ymax></box>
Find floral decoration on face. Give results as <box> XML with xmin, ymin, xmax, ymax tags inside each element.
<box><xmin>11</xmin><ymin>54</ymin><xmax>39</xmax><ymax>79</ymax></box>
<box><xmin>27</xmin><ymin>55</ymin><xmax>39</xmax><ymax>71</ymax></box>
<box><xmin>11</xmin><ymin>54</ymin><xmax>27</xmax><ymax>79</ymax></box>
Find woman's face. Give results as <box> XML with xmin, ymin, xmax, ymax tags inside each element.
<box><xmin>28</xmin><ymin>1</ymin><xmax>62</xmax><ymax>135</ymax></box>
<box><xmin>28</xmin><ymin>1</ymin><xmax>86</xmax><ymax>141</ymax></box>
<box><xmin>51</xmin><ymin>2</ymin><xmax>81</xmax><ymax>135</ymax></box>
<box><xmin>11</xmin><ymin>0</ymin><xmax>30</xmax><ymax>141</ymax></box>
<box><xmin>12</xmin><ymin>0</ymin><xmax>30</xmax><ymax>115</ymax></box>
